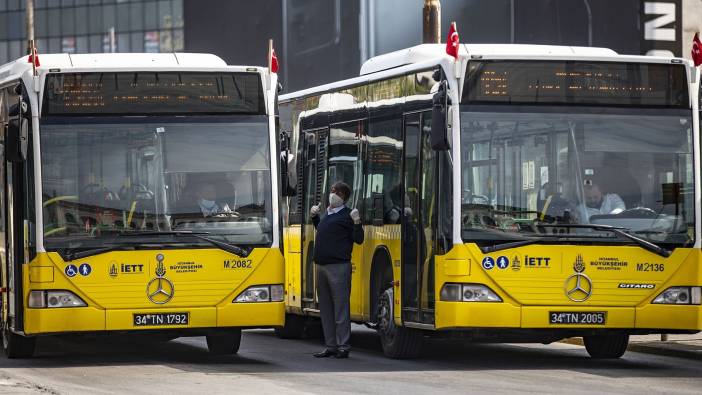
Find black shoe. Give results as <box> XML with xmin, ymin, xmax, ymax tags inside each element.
<box><xmin>313</xmin><ymin>349</ymin><xmax>337</xmax><ymax>358</ymax></box>
<box><xmin>334</xmin><ymin>349</ymin><xmax>350</xmax><ymax>359</ymax></box>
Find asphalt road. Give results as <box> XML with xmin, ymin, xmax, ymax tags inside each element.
<box><xmin>0</xmin><ymin>326</ymin><xmax>700</xmax><ymax>395</ymax></box>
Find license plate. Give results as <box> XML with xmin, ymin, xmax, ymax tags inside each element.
<box><xmin>133</xmin><ymin>312</ymin><xmax>189</xmax><ymax>327</ymax></box>
<box><xmin>549</xmin><ymin>311</ymin><xmax>606</xmax><ymax>325</ymax></box>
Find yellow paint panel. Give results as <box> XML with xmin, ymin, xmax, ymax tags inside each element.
<box><xmin>443</xmin><ymin>259</ymin><xmax>470</xmax><ymax>276</ymax></box>
<box><xmin>24</xmin><ymin>306</ymin><xmax>105</xmax><ymax>334</ymax></box>
<box><xmin>636</xmin><ymin>304</ymin><xmax>702</xmax><ymax>330</ymax></box>
<box><xmin>29</xmin><ymin>266</ymin><xmax>54</xmax><ymax>283</ymax></box>
<box><xmin>435</xmin><ymin>301</ymin><xmax>521</xmax><ymax>329</ymax></box>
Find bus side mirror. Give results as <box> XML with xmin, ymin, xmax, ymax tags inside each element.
<box><xmin>431</xmin><ymin>82</ymin><xmax>450</xmax><ymax>151</ymax></box>
<box><xmin>6</xmin><ymin>117</ymin><xmax>28</xmax><ymax>163</ymax></box>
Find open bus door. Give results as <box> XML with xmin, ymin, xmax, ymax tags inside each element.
<box><xmin>1</xmin><ymin>83</ymin><xmax>36</xmax><ymax>358</ymax></box>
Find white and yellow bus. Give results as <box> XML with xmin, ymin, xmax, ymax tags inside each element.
<box><xmin>278</xmin><ymin>44</ymin><xmax>701</xmax><ymax>358</ymax></box>
<box><xmin>0</xmin><ymin>52</ymin><xmax>284</xmax><ymax>358</ymax></box>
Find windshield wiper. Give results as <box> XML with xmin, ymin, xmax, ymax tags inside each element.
<box><xmin>63</xmin><ymin>244</ymin><xmax>134</xmax><ymax>262</ymax></box>
<box><xmin>480</xmin><ymin>237</ymin><xmax>547</xmax><ymax>254</ymax></box>
<box><xmin>119</xmin><ymin>230</ymin><xmax>250</xmax><ymax>258</ymax></box>
<box><xmin>536</xmin><ymin>224</ymin><xmax>671</xmax><ymax>258</ymax></box>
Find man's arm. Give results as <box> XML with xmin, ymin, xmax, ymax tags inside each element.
<box><xmin>350</xmin><ymin>208</ymin><xmax>364</xmax><ymax>244</ymax></box>
<box><xmin>311</xmin><ymin>204</ymin><xmax>321</xmax><ymax>228</ymax></box>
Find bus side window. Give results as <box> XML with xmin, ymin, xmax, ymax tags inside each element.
<box><xmin>366</xmin><ymin>78</ymin><xmax>404</xmax><ymax>225</ymax></box>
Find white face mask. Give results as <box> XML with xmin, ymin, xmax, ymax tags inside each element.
<box><xmin>329</xmin><ymin>193</ymin><xmax>344</xmax><ymax>208</ymax></box>
<box><xmin>200</xmin><ymin>198</ymin><xmax>216</xmax><ymax>210</ymax></box>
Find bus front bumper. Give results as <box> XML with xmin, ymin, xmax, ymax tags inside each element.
<box><xmin>23</xmin><ymin>302</ymin><xmax>285</xmax><ymax>335</ymax></box>
<box><xmin>434</xmin><ymin>301</ymin><xmax>702</xmax><ymax>331</ymax></box>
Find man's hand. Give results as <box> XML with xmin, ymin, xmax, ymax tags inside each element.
<box><xmin>310</xmin><ymin>203</ymin><xmax>321</xmax><ymax>217</ymax></box>
<box><xmin>350</xmin><ymin>208</ymin><xmax>361</xmax><ymax>224</ymax></box>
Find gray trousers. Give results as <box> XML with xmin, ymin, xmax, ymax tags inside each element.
<box><xmin>316</xmin><ymin>263</ymin><xmax>352</xmax><ymax>351</ymax></box>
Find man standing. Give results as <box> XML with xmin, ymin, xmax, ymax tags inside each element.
<box><xmin>310</xmin><ymin>181</ymin><xmax>364</xmax><ymax>359</ymax></box>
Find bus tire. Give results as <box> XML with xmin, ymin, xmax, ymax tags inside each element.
<box><xmin>206</xmin><ymin>329</ymin><xmax>242</xmax><ymax>355</ymax></box>
<box><xmin>274</xmin><ymin>313</ymin><xmax>307</xmax><ymax>339</ymax></box>
<box><xmin>376</xmin><ymin>288</ymin><xmax>422</xmax><ymax>359</ymax></box>
<box><xmin>2</xmin><ymin>328</ymin><xmax>36</xmax><ymax>359</ymax></box>
<box><xmin>583</xmin><ymin>334</ymin><xmax>629</xmax><ymax>359</ymax></box>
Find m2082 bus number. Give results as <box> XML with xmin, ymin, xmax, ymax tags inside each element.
<box><xmin>224</xmin><ymin>259</ymin><xmax>252</xmax><ymax>269</ymax></box>
<box><xmin>636</xmin><ymin>263</ymin><xmax>664</xmax><ymax>272</ymax></box>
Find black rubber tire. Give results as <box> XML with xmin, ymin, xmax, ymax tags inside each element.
<box><xmin>2</xmin><ymin>328</ymin><xmax>36</xmax><ymax>359</ymax></box>
<box><xmin>274</xmin><ymin>313</ymin><xmax>307</xmax><ymax>339</ymax></box>
<box><xmin>205</xmin><ymin>329</ymin><xmax>242</xmax><ymax>355</ymax></box>
<box><xmin>583</xmin><ymin>334</ymin><xmax>629</xmax><ymax>359</ymax></box>
<box><xmin>376</xmin><ymin>288</ymin><xmax>422</xmax><ymax>359</ymax></box>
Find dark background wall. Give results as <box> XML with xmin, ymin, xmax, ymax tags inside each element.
<box><xmin>185</xmin><ymin>0</ymin><xmax>679</xmax><ymax>92</ymax></box>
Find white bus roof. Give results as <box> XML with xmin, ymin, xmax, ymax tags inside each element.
<box><xmin>0</xmin><ymin>52</ymin><xmax>265</xmax><ymax>84</ymax></box>
<box><xmin>360</xmin><ymin>43</ymin><xmax>689</xmax><ymax>75</ymax></box>
<box><xmin>283</xmin><ymin>43</ymin><xmax>689</xmax><ymax>102</ymax></box>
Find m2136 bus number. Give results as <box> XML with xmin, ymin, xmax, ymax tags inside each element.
<box><xmin>636</xmin><ymin>263</ymin><xmax>664</xmax><ymax>272</ymax></box>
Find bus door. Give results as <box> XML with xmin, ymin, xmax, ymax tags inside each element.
<box><xmin>300</xmin><ymin>128</ymin><xmax>329</xmax><ymax>307</ymax></box>
<box><xmin>401</xmin><ymin>111</ymin><xmax>436</xmax><ymax>325</ymax></box>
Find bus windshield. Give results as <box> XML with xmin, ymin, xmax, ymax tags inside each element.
<box><xmin>40</xmin><ymin>116</ymin><xmax>272</xmax><ymax>251</ymax></box>
<box><xmin>459</xmin><ymin>109</ymin><xmax>694</xmax><ymax>248</ymax></box>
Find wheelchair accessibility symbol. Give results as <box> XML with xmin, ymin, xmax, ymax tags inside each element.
<box><xmin>481</xmin><ymin>257</ymin><xmax>495</xmax><ymax>270</ymax></box>
<box><xmin>65</xmin><ymin>264</ymin><xmax>78</xmax><ymax>277</ymax></box>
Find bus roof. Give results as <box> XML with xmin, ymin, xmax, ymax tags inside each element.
<box><xmin>361</xmin><ymin>44</ymin><xmax>621</xmax><ymax>75</ymax></box>
<box><xmin>282</xmin><ymin>43</ymin><xmax>691</xmax><ymax>102</ymax></box>
<box><xmin>0</xmin><ymin>52</ymin><xmax>265</xmax><ymax>84</ymax></box>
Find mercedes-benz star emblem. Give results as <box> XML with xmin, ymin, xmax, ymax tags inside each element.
<box><xmin>564</xmin><ymin>254</ymin><xmax>592</xmax><ymax>302</ymax></box>
<box><xmin>146</xmin><ymin>253</ymin><xmax>174</xmax><ymax>304</ymax></box>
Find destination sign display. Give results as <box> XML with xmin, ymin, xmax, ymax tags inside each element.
<box><xmin>463</xmin><ymin>60</ymin><xmax>688</xmax><ymax>108</ymax></box>
<box><xmin>43</xmin><ymin>72</ymin><xmax>265</xmax><ymax>115</ymax></box>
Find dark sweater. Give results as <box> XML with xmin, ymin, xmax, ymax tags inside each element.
<box><xmin>312</xmin><ymin>206</ymin><xmax>364</xmax><ymax>265</ymax></box>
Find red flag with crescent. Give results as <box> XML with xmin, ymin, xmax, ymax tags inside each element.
<box><xmin>446</xmin><ymin>22</ymin><xmax>459</xmax><ymax>59</ymax></box>
<box><xmin>692</xmin><ymin>32</ymin><xmax>702</xmax><ymax>66</ymax></box>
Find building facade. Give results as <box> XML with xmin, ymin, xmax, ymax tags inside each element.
<box><xmin>0</xmin><ymin>0</ymin><xmax>183</xmax><ymax>64</ymax></box>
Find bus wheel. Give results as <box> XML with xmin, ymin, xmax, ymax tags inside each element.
<box><xmin>376</xmin><ymin>288</ymin><xmax>422</xmax><ymax>359</ymax></box>
<box><xmin>274</xmin><ymin>313</ymin><xmax>307</xmax><ymax>339</ymax></box>
<box><xmin>1</xmin><ymin>328</ymin><xmax>36</xmax><ymax>359</ymax></box>
<box><xmin>206</xmin><ymin>329</ymin><xmax>242</xmax><ymax>355</ymax></box>
<box><xmin>583</xmin><ymin>334</ymin><xmax>629</xmax><ymax>359</ymax></box>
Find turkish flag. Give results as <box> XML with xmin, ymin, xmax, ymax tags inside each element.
<box><xmin>446</xmin><ymin>22</ymin><xmax>459</xmax><ymax>59</ymax></box>
<box><xmin>271</xmin><ymin>48</ymin><xmax>279</xmax><ymax>73</ymax></box>
<box><xmin>692</xmin><ymin>33</ymin><xmax>702</xmax><ymax>66</ymax></box>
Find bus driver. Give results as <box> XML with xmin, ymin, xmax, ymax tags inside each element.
<box><xmin>578</xmin><ymin>179</ymin><xmax>625</xmax><ymax>221</ymax></box>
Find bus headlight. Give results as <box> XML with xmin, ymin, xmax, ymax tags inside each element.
<box><xmin>28</xmin><ymin>290</ymin><xmax>87</xmax><ymax>308</ymax></box>
<box><xmin>652</xmin><ymin>287</ymin><xmax>701</xmax><ymax>305</ymax></box>
<box><xmin>440</xmin><ymin>283</ymin><xmax>502</xmax><ymax>302</ymax></box>
<box><xmin>234</xmin><ymin>285</ymin><xmax>284</xmax><ymax>303</ymax></box>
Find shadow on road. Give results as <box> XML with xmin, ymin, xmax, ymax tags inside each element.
<box><xmin>0</xmin><ymin>327</ymin><xmax>697</xmax><ymax>379</ymax></box>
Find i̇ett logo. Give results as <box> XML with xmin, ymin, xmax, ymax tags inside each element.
<box><xmin>146</xmin><ymin>253</ymin><xmax>174</xmax><ymax>304</ymax></box>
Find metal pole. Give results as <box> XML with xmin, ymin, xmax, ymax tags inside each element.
<box><xmin>423</xmin><ymin>0</ymin><xmax>441</xmax><ymax>44</ymax></box>
<box><xmin>26</xmin><ymin>0</ymin><xmax>35</xmax><ymax>54</ymax></box>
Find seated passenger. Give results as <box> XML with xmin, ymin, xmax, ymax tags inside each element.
<box><xmin>578</xmin><ymin>180</ymin><xmax>625</xmax><ymax>220</ymax></box>
<box><xmin>196</xmin><ymin>182</ymin><xmax>233</xmax><ymax>217</ymax></box>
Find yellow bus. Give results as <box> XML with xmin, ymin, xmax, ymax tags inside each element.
<box><xmin>0</xmin><ymin>52</ymin><xmax>284</xmax><ymax>358</ymax></box>
<box><xmin>278</xmin><ymin>44</ymin><xmax>701</xmax><ymax>358</ymax></box>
